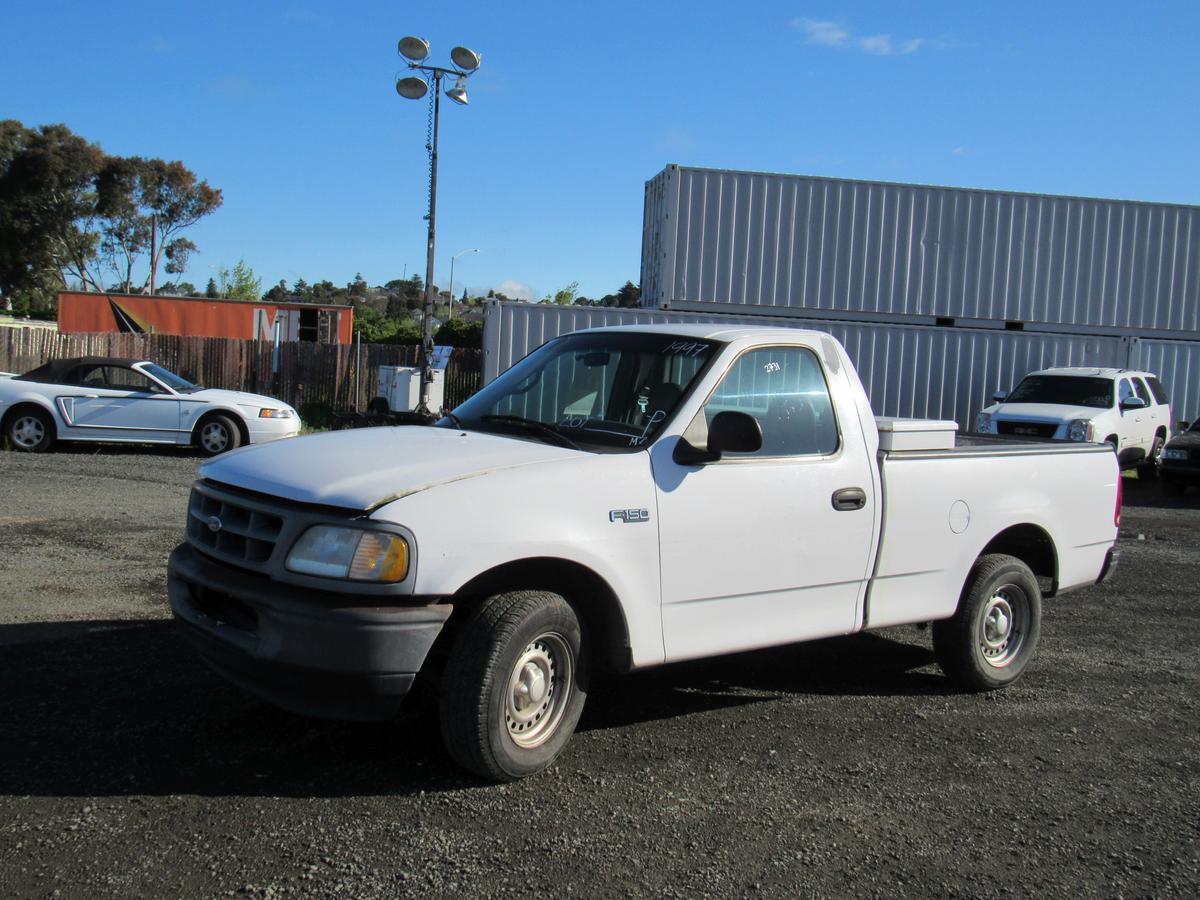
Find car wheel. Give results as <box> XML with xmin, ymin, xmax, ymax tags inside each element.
<box><xmin>933</xmin><ymin>554</ymin><xmax>1042</xmax><ymax>692</ymax></box>
<box><xmin>6</xmin><ymin>407</ymin><xmax>55</xmax><ymax>452</ymax></box>
<box><xmin>196</xmin><ymin>414</ymin><xmax>242</xmax><ymax>457</ymax></box>
<box><xmin>1137</xmin><ymin>436</ymin><xmax>1164</xmax><ymax>481</ymax></box>
<box><xmin>440</xmin><ymin>590</ymin><xmax>588</xmax><ymax>781</ymax></box>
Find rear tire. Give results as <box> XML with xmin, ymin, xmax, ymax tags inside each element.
<box><xmin>439</xmin><ymin>590</ymin><xmax>588</xmax><ymax>781</ymax></box>
<box><xmin>1137</xmin><ymin>436</ymin><xmax>1163</xmax><ymax>480</ymax></box>
<box><xmin>933</xmin><ymin>554</ymin><xmax>1042</xmax><ymax>692</ymax></box>
<box><xmin>5</xmin><ymin>407</ymin><xmax>55</xmax><ymax>452</ymax></box>
<box><xmin>195</xmin><ymin>414</ymin><xmax>242</xmax><ymax>457</ymax></box>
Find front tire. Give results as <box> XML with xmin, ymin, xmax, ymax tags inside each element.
<box><xmin>439</xmin><ymin>590</ymin><xmax>588</xmax><ymax>781</ymax></box>
<box><xmin>933</xmin><ymin>554</ymin><xmax>1042</xmax><ymax>691</ymax></box>
<box><xmin>6</xmin><ymin>407</ymin><xmax>55</xmax><ymax>452</ymax></box>
<box><xmin>196</xmin><ymin>414</ymin><xmax>242</xmax><ymax>457</ymax></box>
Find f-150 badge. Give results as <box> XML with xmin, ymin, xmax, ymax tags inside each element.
<box><xmin>609</xmin><ymin>509</ymin><xmax>650</xmax><ymax>523</ymax></box>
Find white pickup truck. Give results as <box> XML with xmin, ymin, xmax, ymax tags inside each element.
<box><xmin>169</xmin><ymin>325</ymin><xmax>1120</xmax><ymax>781</ymax></box>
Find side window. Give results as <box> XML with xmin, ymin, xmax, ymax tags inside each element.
<box><xmin>1117</xmin><ymin>379</ymin><xmax>1135</xmax><ymax>406</ymax></box>
<box><xmin>101</xmin><ymin>366</ymin><xmax>160</xmax><ymax>392</ymax></box>
<box><xmin>1132</xmin><ymin>378</ymin><xmax>1152</xmax><ymax>405</ymax></box>
<box><xmin>73</xmin><ymin>364</ymin><xmax>107</xmax><ymax>387</ymax></box>
<box><xmin>1145</xmin><ymin>376</ymin><xmax>1170</xmax><ymax>406</ymax></box>
<box><xmin>704</xmin><ymin>346</ymin><xmax>838</xmax><ymax>457</ymax></box>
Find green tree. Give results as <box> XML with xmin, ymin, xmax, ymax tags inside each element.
<box><xmin>540</xmin><ymin>280</ymin><xmax>579</xmax><ymax>305</ymax></box>
<box><xmin>217</xmin><ymin>259</ymin><xmax>261</xmax><ymax>301</ymax></box>
<box><xmin>0</xmin><ymin>120</ymin><xmax>105</xmax><ymax>302</ymax></box>
<box><xmin>433</xmin><ymin>317</ymin><xmax>483</xmax><ymax>348</ymax></box>
<box><xmin>205</xmin><ymin>277</ymin><xmax>220</xmax><ymax>298</ymax></box>
<box><xmin>352</xmin><ymin>304</ymin><xmax>399</xmax><ymax>342</ymax></box>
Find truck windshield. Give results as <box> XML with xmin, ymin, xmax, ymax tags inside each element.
<box><xmin>1006</xmin><ymin>375</ymin><xmax>1112</xmax><ymax>409</ymax></box>
<box><xmin>446</xmin><ymin>332</ymin><xmax>719</xmax><ymax>450</ymax></box>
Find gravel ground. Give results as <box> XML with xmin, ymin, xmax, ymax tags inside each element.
<box><xmin>0</xmin><ymin>448</ymin><xmax>1197</xmax><ymax>898</ymax></box>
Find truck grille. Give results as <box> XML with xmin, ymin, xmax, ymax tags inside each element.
<box><xmin>997</xmin><ymin>421</ymin><xmax>1059</xmax><ymax>438</ymax></box>
<box><xmin>187</xmin><ymin>482</ymin><xmax>285</xmax><ymax>568</ymax></box>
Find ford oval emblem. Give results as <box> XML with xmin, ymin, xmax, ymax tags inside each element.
<box><xmin>207</xmin><ymin>516</ymin><xmax>223</xmax><ymax>533</ymax></box>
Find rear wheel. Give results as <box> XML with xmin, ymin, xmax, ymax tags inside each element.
<box><xmin>196</xmin><ymin>414</ymin><xmax>242</xmax><ymax>457</ymax></box>
<box><xmin>6</xmin><ymin>407</ymin><xmax>55</xmax><ymax>452</ymax></box>
<box><xmin>439</xmin><ymin>590</ymin><xmax>588</xmax><ymax>781</ymax></box>
<box><xmin>1137</xmin><ymin>436</ymin><xmax>1164</xmax><ymax>480</ymax></box>
<box><xmin>933</xmin><ymin>554</ymin><xmax>1042</xmax><ymax>691</ymax></box>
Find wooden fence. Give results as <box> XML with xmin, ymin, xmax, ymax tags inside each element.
<box><xmin>0</xmin><ymin>328</ymin><xmax>482</xmax><ymax>424</ymax></box>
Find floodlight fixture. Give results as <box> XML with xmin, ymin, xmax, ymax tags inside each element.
<box><xmin>445</xmin><ymin>76</ymin><xmax>469</xmax><ymax>105</ymax></box>
<box><xmin>398</xmin><ymin>36</ymin><xmax>430</xmax><ymax>61</ymax></box>
<box><xmin>395</xmin><ymin>76</ymin><xmax>429</xmax><ymax>100</ymax></box>
<box><xmin>450</xmin><ymin>46</ymin><xmax>482</xmax><ymax>71</ymax></box>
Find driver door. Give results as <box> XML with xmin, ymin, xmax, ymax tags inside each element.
<box><xmin>651</xmin><ymin>344</ymin><xmax>876</xmax><ymax>662</ymax></box>
<box><xmin>61</xmin><ymin>364</ymin><xmax>181</xmax><ymax>441</ymax></box>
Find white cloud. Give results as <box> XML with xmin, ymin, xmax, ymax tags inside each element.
<box><xmin>493</xmin><ymin>279</ymin><xmax>534</xmax><ymax>301</ymax></box>
<box><xmin>146</xmin><ymin>36</ymin><xmax>174</xmax><ymax>55</ymax></box>
<box><xmin>792</xmin><ymin>18</ymin><xmax>849</xmax><ymax>48</ymax></box>
<box><xmin>792</xmin><ymin>18</ymin><xmax>935</xmax><ymax>57</ymax></box>
<box><xmin>952</xmin><ymin>146</ymin><xmax>966</xmax><ymax>156</ymax></box>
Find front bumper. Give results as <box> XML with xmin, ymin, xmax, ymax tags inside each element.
<box><xmin>247</xmin><ymin>419</ymin><xmax>301</xmax><ymax>444</ymax></box>
<box><xmin>1161</xmin><ymin>459</ymin><xmax>1200</xmax><ymax>485</ymax></box>
<box><xmin>168</xmin><ymin>542</ymin><xmax>451</xmax><ymax>721</ymax></box>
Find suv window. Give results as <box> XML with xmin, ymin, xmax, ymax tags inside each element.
<box><xmin>704</xmin><ymin>346</ymin><xmax>838</xmax><ymax>457</ymax></box>
<box><xmin>1132</xmin><ymin>378</ymin><xmax>1153</xmax><ymax>405</ymax></box>
<box><xmin>1118</xmin><ymin>379</ymin><xmax>1136</xmax><ymax>405</ymax></box>
<box><xmin>1145</xmin><ymin>376</ymin><xmax>1170</xmax><ymax>406</ymax></box>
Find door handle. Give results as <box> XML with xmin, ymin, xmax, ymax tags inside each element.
<box><xmin>83</xmin><ymin>394</ymin><xmax>99</xmax><ymax>399</ymax></box>
<box><xmin>831</xmin><ymin>487</ymin><xmax>867</xmax><ymax>511</ymax></box>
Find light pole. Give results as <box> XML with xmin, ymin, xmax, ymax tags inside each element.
<box><xmin>447</xmin><ymin>248</ymin><xmax>479</xmax><ymax>320</ymax></box>
<box><xmin>395</xmin><ymin>36</ymin><xmax>482</xmax><ymax>416</ymax></box>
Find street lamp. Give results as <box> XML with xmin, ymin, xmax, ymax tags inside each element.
<box><xmin>395</xmin><ymin>35</ymin><xmax>482</xmax><ymax>416</ymax></box>
<box><xmin>447</xmin><ymin>248</ymin><xmax>479</xmax><ymax>320</ymax></box>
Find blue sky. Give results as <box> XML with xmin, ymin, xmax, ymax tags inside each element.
<box><xmin>6</xmin><ymin>1</ymin><xmax>1198</xmax><ymax>301</ymax></box>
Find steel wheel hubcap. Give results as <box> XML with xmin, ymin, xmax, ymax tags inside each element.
<box><xmin>201</xmin><ymin>423</ymin><xmax>229</xmax><ymax>453</ymax></box>
<box><xmin>979</xmin><ymin>588</ymin><xmax>1027</xmax><ymax>667</ymax></box>
<box><xmin>506</xmin><ymin>633</ymin><xmax>572</xmax><ymax>748</ymax></box>
<box><xmin>12</xmin><ymin>416</ymin><xmax>44</xmax><ymax>447</ymax></box>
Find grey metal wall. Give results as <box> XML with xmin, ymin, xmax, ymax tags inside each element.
<box><xmin>641</xmin><ymin>165</ymin><xmax>1200</xmax><ymax>336</ymax></box>
<box><xmin>1129</xmin><ymin>338</ymin><xmax>1200</xmax><ymax>422</ymax></box>
<box><xmin>482</xmin><ymin>302</ymin><xmax>1125</xmax><ymax>430</ymax></box>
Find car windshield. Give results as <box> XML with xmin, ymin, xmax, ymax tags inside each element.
<box><xmin>140</xmin><ymin>362</ymin><xmax>200</xmax><ymax>393</ymax></box>
<box><xmin>446</xmin><ymin>332</ymin><xmax>719</xmax><ymax>451</ymax></box>
<box><xmin>1006</xmin><ymin>375</ymin><xmax>1112</xmax><ymax>409</ymax></box>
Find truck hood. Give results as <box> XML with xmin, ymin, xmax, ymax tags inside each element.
<box><xmin>199</xmin><ymin>425</ymin><xmax>579</xmax><ymax>510</ymax></box>
<box><xmin>986</xmin><ymin>402</ymin><xmax>1104</xmax><ymax>422</ymax></box>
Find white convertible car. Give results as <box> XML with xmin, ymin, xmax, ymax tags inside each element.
<box><xmin>0</xmin><ymin>357</ymin><xmax>300</xmax><ymax>455</ymax></box>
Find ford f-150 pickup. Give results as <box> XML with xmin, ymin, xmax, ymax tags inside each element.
<box><xmin>169</xmin><ymin>325</ymin><xmax>1121</xmax><ymax>781</ymax></box>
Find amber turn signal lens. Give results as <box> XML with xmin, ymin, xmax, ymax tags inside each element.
<box><xmin>349</xmin><ymin>532</ymin><xmax>409</xmax><ymax>582</ymax></box>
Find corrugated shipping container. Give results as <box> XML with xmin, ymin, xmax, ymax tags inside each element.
<box><xmin>641</xmin><ymin>165</ymin><xmax>1200</xmax><ymax>337</ymax></box>
<box><xmin>1129</xmin><ymin>338</ymin><xmax>1200</xmax><ymax>421</ymax></box>
<box><xmin>483</xmin><ymin>301</ymin><xmax>1129</xmax><ymax>431</ymax></box>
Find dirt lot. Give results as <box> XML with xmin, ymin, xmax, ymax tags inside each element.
<box><xmin>1</xmin><ymin>447</ymin><xmax>1197</xmax><ymax>898</ymax></box>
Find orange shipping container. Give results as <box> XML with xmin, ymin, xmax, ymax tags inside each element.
<box><xmin>57</xmin><ymin>291</ymin><xmax>355</xmax><ymax>344</ymax></box>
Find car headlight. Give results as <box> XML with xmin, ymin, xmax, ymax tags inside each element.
<box><xmin>259</xmin><ymin>408</ymin><xmax>294</xmax><ymax>419</ymax></box>
<box><xmin>1067</xmin><ymin>419</ymin><xmax>1094</xmax><ymax>442</ymax></box>
<box><xmin>976</xmin><ymin>412</ymin><xmax>992</xmax><ymax>432</ymax></box>
<box><xmin>286</xmin><ymin>526</ymin><xmax>409</xmax><ymax>582</ymax></box>
<box><xmin>1163</xmin><ymin>448</ymin><xmax>1187</xmax><ymax>460</ymax></box>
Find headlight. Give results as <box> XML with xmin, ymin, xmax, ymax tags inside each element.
<box><xmin>259</xmin><ymin>408</ymin><xmax>293</xmax><ymax>419</ymax></box>
<box><xmin>976</xmin><ymin>412</ymin><xmax>992</xmax><ymax>433</ymax></box>
<box><xmin>1163</xmin><ymin>448</ymin><xmax>1187</xmax><ymax>460</ymax></box>
<box><xmin>1067</xmin><ymin>419</ymin><xmax>1094</xmax><ymax>442</ymax></box>
<box><xmin>286</xmin><ymin>526</ymin><xmax>409</xmax><ymax>582</ymax></box>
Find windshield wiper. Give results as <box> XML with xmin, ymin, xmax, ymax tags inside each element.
<box><xmin>479</xmin><ymin>415</ymin><xmax>580</xmax><ymax>450</ymax></box>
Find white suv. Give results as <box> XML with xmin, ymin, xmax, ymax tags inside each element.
<box><xmin>976</xmin><ymin>367</ymin><xmax>1171</xmax><ymax>476</ymax></box>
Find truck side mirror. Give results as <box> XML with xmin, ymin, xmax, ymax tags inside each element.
<box><xmin>992</xmin><ymin>390</ymin><xmax>1008</xmax><ymax>402</ymax></box>
<box><xmin>1119</xmin><ymin>397</ymin><xmax>1148</xmax><ymax>411</ymax></box>
<box><xmin>673</xmin><ymin>410</ymin><xmax>763</xmax><ymax>465</ymax></box>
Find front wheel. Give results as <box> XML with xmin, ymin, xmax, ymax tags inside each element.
<box><xmin>196</xmin><ymin>414</ymin><xmax>242</xmax><ymax>457</ymax></box>
<box><xmin>439</xmin><ymin>590</ymin><xmax>588</xmax><ymax>781</ymax></box>
<box><xmin>933</xmin><ymin>554</ymin><xmax>1042</xmax><ymax>691</ymax></box>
